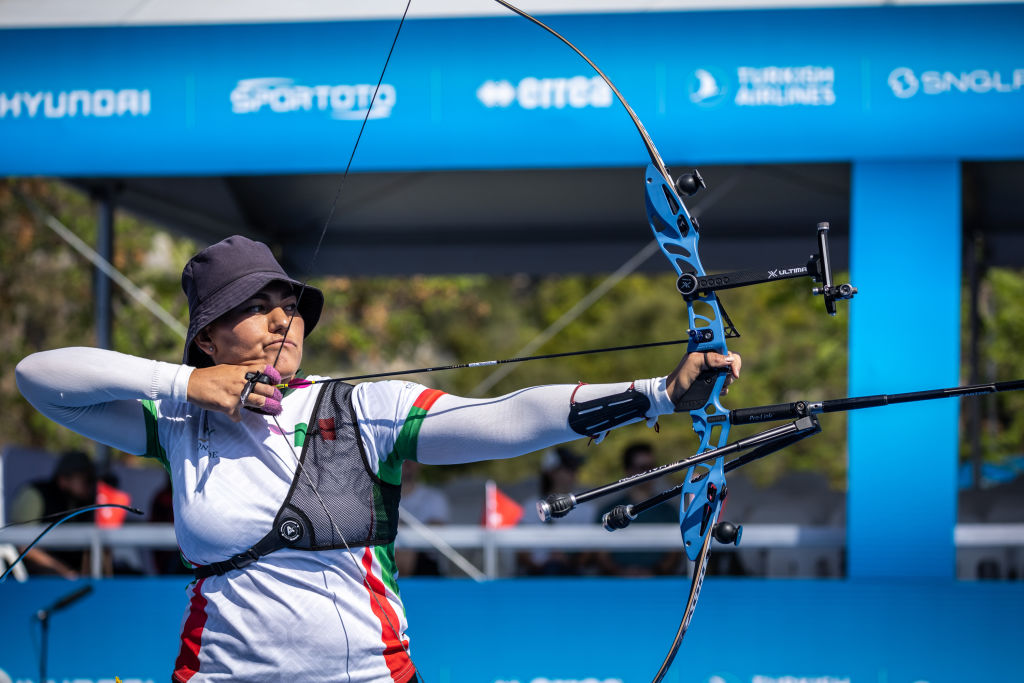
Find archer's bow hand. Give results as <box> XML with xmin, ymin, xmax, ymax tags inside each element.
<box><xmin>666</xmin><ymin>351</ymin><xmax>742</xmax><ymax>409</ymax></box>
<box><xmin>186</xmin><ymin>362</ymin><xmax>283</xmax><ymax>421</ymax></box>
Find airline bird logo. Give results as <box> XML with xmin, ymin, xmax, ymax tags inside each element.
<box><xmin>691</xmin><ymin>68</ymin><xmax>722</xmax><ymax>103</ymax></box>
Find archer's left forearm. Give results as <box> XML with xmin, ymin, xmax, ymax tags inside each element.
<box><xmin>416</xmin><ymin>378</ymin><xmax>673</xmax><ymax>465</ymax></box>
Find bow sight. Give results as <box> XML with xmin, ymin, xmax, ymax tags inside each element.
<box><xmin>671</xmin><ymin>176</ymin><xmax>858</xmax><ymax>320</ymax></box>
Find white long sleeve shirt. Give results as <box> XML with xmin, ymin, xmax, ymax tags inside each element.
<box><xmin>16</xmin><ymin>347</ymin><xmax>675</xmax><ymax>682</ymax></box>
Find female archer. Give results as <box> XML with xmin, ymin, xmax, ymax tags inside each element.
<box><xmin>16</xmin><ymin>234</ymin><xmax>740</xmax><ymax>683</ymax></box>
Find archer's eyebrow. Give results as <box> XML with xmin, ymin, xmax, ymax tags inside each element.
<box><xmin>247</xmin><ymin>287</ymin><xmax>298</xmax><ymax>304</ymax></box>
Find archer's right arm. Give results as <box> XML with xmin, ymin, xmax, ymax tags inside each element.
<box><xmin>15</xmin><ymin>347</ymin><xmax>193</xmax><ymax>455</ymax></box>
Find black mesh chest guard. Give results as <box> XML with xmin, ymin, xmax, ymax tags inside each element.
<box><xmin>195</xmin><ymin>382</ymin><xmax>402</xmax><ymax>578</ymax></box>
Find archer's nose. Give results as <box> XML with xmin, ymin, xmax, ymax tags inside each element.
<box><xmin>269</xmin><ymin>308</ymin><xmax>290</xmax><ymax>332</ymax></box>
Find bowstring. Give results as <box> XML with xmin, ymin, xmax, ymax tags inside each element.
<box><xmin>271</xmin><ymin>0</ymin><xmax>410</xmax><ymax>370</ymax></box>
<box><xmin>262</xmin><ymin>0</ymin><xmax>420</xmax><ymax>673</ymax></box>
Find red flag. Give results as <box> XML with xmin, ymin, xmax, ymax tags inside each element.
<box><xmin>96</xmin><ymin>481</ymin><xmax>131</xmax><ymax>528</ymax></box>
<box><xmin>483</xmin><ymin>480</ymin><xmax>523</xmax><ymax>529</ymax></box>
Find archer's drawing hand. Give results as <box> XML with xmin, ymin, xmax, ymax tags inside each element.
<box><xmin>666</xmin><ymin>351</ymin><xmax>742</xmax><ymax>407</ymax></box>
<box><xmin>187</xmin><ymin>362</ymin><xmax>282</xmax><ymax>421</ymax></box>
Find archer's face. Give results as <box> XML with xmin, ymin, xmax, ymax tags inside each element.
<box><xmin>199</xmin><ymin>283</ymin><xmax>305</xmax><ymax>380</ymax></box>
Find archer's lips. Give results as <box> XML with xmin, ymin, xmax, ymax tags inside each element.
<box><xmin>266</xmin><ymin>339</ymin><xmax>297</xmax><ymax>350</ymax></box>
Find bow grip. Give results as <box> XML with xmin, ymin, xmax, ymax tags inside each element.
<box><xmin>673</xmin><ymin>369</ymin><xmax>723</xmax><ymax>413</ymax></box>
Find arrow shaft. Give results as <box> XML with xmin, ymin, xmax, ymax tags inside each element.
<box><xmin>280</xmin><ymin>339</ymin><xmax>688</xmax><ymax>388</ymax></box>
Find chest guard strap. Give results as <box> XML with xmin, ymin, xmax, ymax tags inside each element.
<box><xmin>195</xmin><ymin>382</ymin><xmax>402</xmax><ymax>579</ymax></box>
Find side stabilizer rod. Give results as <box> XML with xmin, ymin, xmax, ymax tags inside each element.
<box><xmin>602</xmin><ymin>415</ymin><xmax>821</xmax><ymax>531</ymax></box>
<box><xmin>538</xmin><ymin>416</ymin><xmax>820</xmax><ymax>522</ymax></box>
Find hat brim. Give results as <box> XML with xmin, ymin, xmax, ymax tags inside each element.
<box><xmin>183</xmin><ymin>272</ymin><xmax>324</xmax><ymax>368</ymax></box>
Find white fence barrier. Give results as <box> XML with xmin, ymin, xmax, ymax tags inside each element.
<box><xmin>3</xmin><ymin>523</ymin><xmax>1024</xmax><ymax>579</ymax></box>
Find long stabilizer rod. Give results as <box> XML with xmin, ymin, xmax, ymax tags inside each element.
<box><xmin>731</xmin><ymin>378</ymin><xmax>1024</xmax><ymax>425</ymax></box>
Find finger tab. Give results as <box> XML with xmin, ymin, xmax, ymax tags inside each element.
<box><xmin>262</xmin><ymin>397</ymin><xmax>283</xmax><ymax>416</ymax></box>
<box><xmin>263</xmin><ymin>365</ymin><xmax>282</xmax><ymax>384</ymax></box>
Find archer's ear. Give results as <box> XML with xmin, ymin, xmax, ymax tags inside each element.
<box><xmin>194</xmin><ymin>328</ymin><xmax>215</xmax><ymax>358</ymax></box>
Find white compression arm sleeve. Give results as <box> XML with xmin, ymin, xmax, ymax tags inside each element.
<box><xmin>415</xmin><ymin>378</ymin><xmax>675</xmax><ymax>465</ymax></box>
<box><xmin>15</xmin><ymin>347</ymin><xmax>193</xmax><ymax>455</ymax></box>
<box><xmin>17</xmin><ymin>348</ymin><xmax>676</xmax><ymax>465</ymax></box>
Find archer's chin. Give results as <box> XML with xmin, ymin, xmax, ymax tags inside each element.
<box><xmin>268</xmin><ymin>348</ymin><xmax>302</xmax><ymax>374</ymax></box>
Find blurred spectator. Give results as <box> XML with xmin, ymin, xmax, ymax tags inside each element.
<box><xmin>396</xmin><ymin>460</ymin><xmax>450</xmax><ymax>576</ymax></box>
<box><xmin>10</xmin><ymin>450</ymin><xmax>97</xmax><ymax>579</ymax></box>
<box><xmin>517</xmin><ymin>447</ymin><xmax>598</xmax><ymax>576</ymax></box>
<box><xmin>96</xmin><ymin>471</ymin><xmax>134</xmax><ymax>575</ymax></box>
<box><xmin>594</xmin><ymin>442</ymin><xmax>682</xmax><ymax>576</ymax></box>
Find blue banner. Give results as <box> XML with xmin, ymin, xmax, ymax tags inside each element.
<box><xmin>1</xmin><ymin>577</ymin><xmax>1022</xmax><ymax>682</ymax></box>
<box><xmin>1</xmin><ymin>4</ymin><xmax>1022</xmax><ymax>176</ymax></box>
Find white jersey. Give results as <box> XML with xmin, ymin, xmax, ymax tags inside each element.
<box><xmin>15</xmin><ymin>347</ymin><xmax>675</xmax><ymax>682</ymax></box>
<box><xmin>145</xmin><ymin>378</ymin><xmax>431</xmax><ymax>683</ymax></box>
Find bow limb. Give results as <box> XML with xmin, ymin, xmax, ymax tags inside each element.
<box><xmin>653</xmin><ymin>516</ymin><xmax>716</xmax><ymax>683</ymax></box>
<box><xmin>491</xmin><ymin>0</ymin><xmax>672</xmax><ymax>183</ymax></box>
<box><xmin>490</xmin><ymin>1</ymin><xmax>731</xmax><ymax>678</ymax></box>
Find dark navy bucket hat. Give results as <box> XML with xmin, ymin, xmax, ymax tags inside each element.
<box><xmin>181</xmin><ymin>235</ymin><xmax>324</xmax><ymax>368</ymax></box>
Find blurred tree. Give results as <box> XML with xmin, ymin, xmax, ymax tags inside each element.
<box><xmin>3</xmin><ymin>180</ymin><xmax>1021</xmax><ymax>495</ymax></box>
<box><xmin>971</xmin><ymin>268</ymin><xmax>1024</xmax><ymax>461</ymax></box>
<box><xmin>0</xmin><ymin>179</ymin><xmax>194</xmax><ymax>456</ymax></box>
